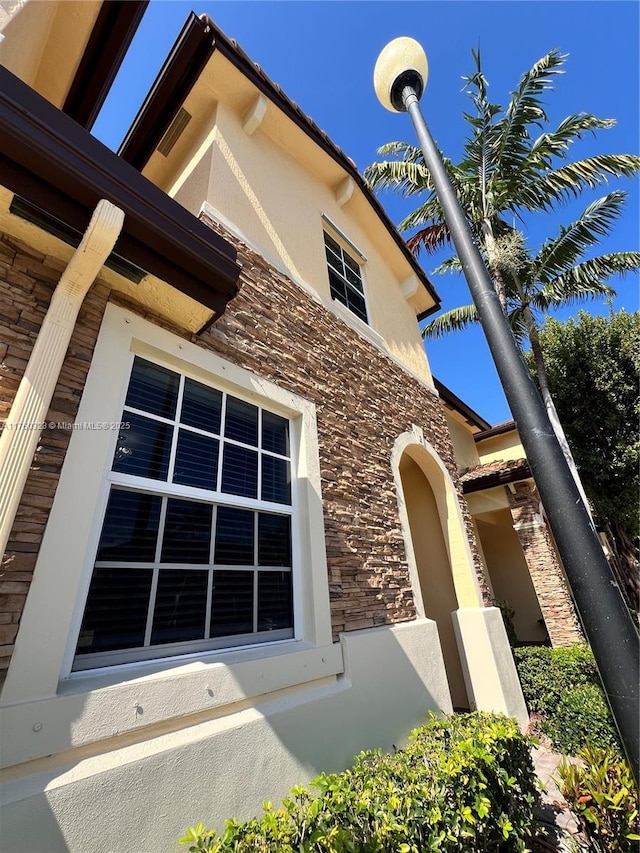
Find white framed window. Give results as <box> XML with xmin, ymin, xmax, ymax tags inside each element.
<box><xmin>73</xmin><ymin>355</ymin><xmax>295</xmax><ymax>670</ymax></box>
<box><xmin>323</xmin><ymin>231</ymin><xmax>368</xmax><ymax>324</ymax></box>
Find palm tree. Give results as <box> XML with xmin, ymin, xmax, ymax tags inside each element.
<box><xmin>364</xmin><ymin>48</ymin><xmax>640</xmax><ymax>514</ymax></box>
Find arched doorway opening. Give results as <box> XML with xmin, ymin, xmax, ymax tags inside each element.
<box><xmin>398</xmin><ymin>450</ymin><xmax>470</xmax><ymax>710</ymax></box>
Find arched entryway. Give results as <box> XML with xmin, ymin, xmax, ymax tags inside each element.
<box><xmin>392</xmin><ymin>430</ymin><xmax>486</xmax><ymax>711</ymax></box>
<box><xmin>398</xmin><ymin>452</ymin><xmax>469</xmax><ymax>709</ymax></box>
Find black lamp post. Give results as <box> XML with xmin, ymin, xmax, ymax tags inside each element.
<box><xmin>373</xmin><ymin>37</ymin><xmax>638</xmax><ymax>779</ymax></box>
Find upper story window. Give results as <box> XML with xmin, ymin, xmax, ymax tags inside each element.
<box><xmin>324</xmin><ymin>231</ymin><xmax>368</xmax><ymax>324</ymax></box>
<box><xmin>74</xmin><ymin>356</ymin><xmax>294</xmax><ymax>670</ymax></box>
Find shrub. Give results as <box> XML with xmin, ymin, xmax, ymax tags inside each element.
<box><xmin>180</xmin><ymin>712</ymin><xmax>539</xmax><ymax>853</ymax></box>
<box><xmin>513</xmin><ymin>644</ymin><xmax>622</xmax><ymax>756</ymax></box>
<box><xmin>556</xmin><ymin>746</ymin><xmax>639</xmax><ymax>852</ymax></box>
<box><xmin>540</xmin><ymin>683</ymin><xmax>621</xmax><ymax>756</ymax></box>
<box><xmin>513</xmin><ymin>644</ymin><xmax>598</xmax><ymax>715</ymax></box>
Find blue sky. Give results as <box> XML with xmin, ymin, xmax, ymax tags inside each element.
<box><xmin>94</xmin><ymin>0</ymin><xmax>639</xmax><ymax>424</ymax></box>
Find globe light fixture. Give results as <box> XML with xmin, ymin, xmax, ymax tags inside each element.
<box><xmin>373</xmin><ymin>37</ymin><xmax>639</xmax><ymax>780</ymax></box>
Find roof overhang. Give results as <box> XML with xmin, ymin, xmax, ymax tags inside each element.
<box><xmin>461</xmin><ymin>460</ymin><xmax>532</xmax><ymax>494</ymax></box>
<box><xmin>118</xmin><ymin>12</ymin><xmax>441</xmax><ymax>318</ymax></box>
<box><xmin>434</xmin><ymin>378</ymin><xmax>491</xmax><ymax>432</ymax></box>
<box><xmin>63</xmin><ymin>1</ymin><xmax>149</xmax><ymax>129</ymax></box>
<box><xmin>0</xmin><ymin>65</ymin><xmax>241</xmax><ymax>323</ymax></box>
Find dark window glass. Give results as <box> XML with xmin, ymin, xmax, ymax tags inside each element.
<box><xmin>173</xmin><ymin>430</ymin><xmax>219</xmax><ymax>490</ymax></box>
<box><xmin>112</xmin><ymin>412</ymin><xmax>172</xmax><ymax>480</ymax></box>
<box><xmin>261</xmin><ymin>456</ymin><xmax>291</xmax><ymax>505</ymax></box>
<box><xmin>96</xmin><ymin>489</ymin><xmax>161</xmax><ymax>562</ymax></box>
<box><xmin>258</xmin><ymin>571</ymin><xmax>292</xmax><ymax>631</ymax></box>
<box><xmin>346</xmin><ymin>289</ymin><xmax>368</xmax><ymax>323</ymax></box>
<box><xmin>151</xmin><ymin>570</ymin><xmax>208</xmax><ymax>644</ymax></box>
<box><xmin>221</xmin><ymin>444</ymin><xmax>258</xmax><ymax>498</ymax></box>
<box><xmin>161</xmin><ymin>499</ymin><xmax>212</xmax><ymax>564</ymax></box>
<box><xmin>224</xmin><ymin>396</ymin><xmax>258</xmax><ymax>446</ymax></box>
<box><xmin>214</xmin><ymin>506</ymin><xmax>254</xmax><ymax>565</ymax></box>
<box><xmin>76</xmin><ymin>567</ymin><xmax>153</xmax><ymax>653</ymax></box>
<box><xmin>324</xmin><ymin>232</ymin><xmax>341</xmax><ymax>256</ymax></box>
<box><xmin>210</xmin><ymin>570</ymin><xmax>254</xmax><ymax>636</ymax></box>
<box><xmin>258</xmin><ymin>513</ymin><xmax>291</xmax><ymax>567</ymax></box>
<box><xmin>261</xmin><ymin>411</ymin><xmax>289</xmax><ymax>456</ymax></box>
<box><xmin>181</xmin><ymin>379</ymin><xmax>222</xmax><ymax>434</ymax></box>
<box><xmin>328</xmin><ymin>269</ymin><xmax>348</xmax><ymax>305</ymax></box>
<box><xmin>125</xmin><ymin>357</ymin><xmax>179</xmax><ymax>419</ymax></box>
<box><xmin>344</xmin><ymin>252</ymin><xmax>361</xmax><ymax>278</ymax></box>
<box><xmin>325</xmin><ymin>244</ymin><xmax>343</xmax><ymax>272</ymax></box>
<box><xmin>345</xmin><ymin>265</ymin><xmax>362</xmax><ymax>289</ymax></box>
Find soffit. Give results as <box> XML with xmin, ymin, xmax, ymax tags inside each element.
<box><xmin>0</xmin><ymin>186</ymin><xmax>213</xmax><ymax>334</ymax></box>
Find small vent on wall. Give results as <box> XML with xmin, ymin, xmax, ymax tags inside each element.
<box><xmin>157</xmin><ymin>108</ymin><xmax>192</xmax><ymax>157</ymax></box>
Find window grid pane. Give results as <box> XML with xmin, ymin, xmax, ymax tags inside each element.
<box><xmin>76</xmin><ymin>357</ymin><xmax>295</xmax><ymax>666</ymax></box>
<box><xmin>324</xmin><ymin>232</ymin><xmax>367</xmax><ymax>323</ymax></box>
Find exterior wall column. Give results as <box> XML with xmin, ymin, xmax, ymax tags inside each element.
<box><xmin>507</xmin><ymin>482</ymin><xmax>584</xmax><ymax>646</ymax></box>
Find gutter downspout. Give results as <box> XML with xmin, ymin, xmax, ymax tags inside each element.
<box><xmin>0</xmin><ymin>199</ymin><xmax>124</xmax><ymax>558</ymax></box>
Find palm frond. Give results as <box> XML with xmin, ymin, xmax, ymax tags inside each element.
<box><xmin>506</xmin><ymin>305</ymin><xmax>530</xmax><ymax>346</ymax></box>
<box><xmin>493</xmin><ymin>49</ymin><xmax>567</xmax><ymax>175</ymax></box>
<box><xmin>398</xmin><ymin>197</ymin><xmax>442</xmax><ymax>232</ymax></box>
<box><xmin>534</xmin><ymin>252</ymin><xmax>640</xmax><ymax>309</ymax></box>
<box><xmin>432</xmin><ymin>256</ymin><xmax>463</xmax><ymax>276</ymax></box>
<box><xmin>363</xmin><ymin>160</ymin><xmax>430</xmax><ymax>197</ymax></box>
<box><xmin>406</xmin><ymin>223</ymin><xmax>451</xmax><ymax>257</ymax></box>
<box><xmin>421</xmin><ymin>304</ymin><xmax>479</xmax><ymax>339</ymax></box>
<box><xmin>517</xmin><ymin>154</ymin><xmax>640</xmax><ymax>211</ymax></box>
<box><xmin>375</xmin><ymin>141</ymin><xmax>423</xmax><ymax>160</ymax></box>
<box><xmin>460</xmin><ymin>49</ymin><xmax>503</xmax><ymax>215</ymax></box>
<box><xmin>531</xmin><ymin>113</ymin><xmax>616</xmax><ymax>161</ymax></box>
<box><xmin>532</xmin><ymin>279</ymin><xmax>616</xmax><ymax>311</ymax></box>
<box><xmin>534</xmin><ymin>192</ymin><xmax>627</xmax><ymax>279</ymax></box>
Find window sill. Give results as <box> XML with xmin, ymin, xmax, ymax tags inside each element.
<box><xmin>329</xmin><ymin>298</ymin><xmax>385</xmax><ymax>349</ymax></box>
<box><xmin>0</xmin><ymin>640</ymin><xmax>344</xmax><ymax>768</ymax></box>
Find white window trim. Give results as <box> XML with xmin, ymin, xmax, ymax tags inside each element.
<box><xmin>0</xmin><ymin>305</ymin><xmax>337</xmax><ymax>760</ymax></box>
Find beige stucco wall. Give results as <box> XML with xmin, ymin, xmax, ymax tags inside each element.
<box><xmin>477</xmin><ymin>430</ymin><xmax>525</xmax><ymax>464</ymax></box>
<box><xmin>0</xmin><ymin>0</ymin><xmax>100</xmax><ymax>106</ymax></box>
<box><xmin>443</xmin><ymin>414</ymin><xmax>481</xmax><ymax>472</ymax></box>
<box><xmin>0</xmin><ymin>620</ymin><xmax>453</xmax><ymax>853</ymax></box>
<box><xmin>475</xmin><ymin>510</ymin><xmax>547</xmax><ymax>643</ymax></box>
<box><xmin>172</xmin><ymin>100</ymin><xmax>434</xmax><ymax>385</ymax></box>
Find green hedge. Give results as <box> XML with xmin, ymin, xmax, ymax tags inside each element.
<box><xmin>181</xmin><ymin>712</ymin><xmax>539</xmax><ymax>853</ymax></box>
<box><xmin>513</xmin><ymin>644</ymin><xmax>621</xmax><ymax>755</ymax></box>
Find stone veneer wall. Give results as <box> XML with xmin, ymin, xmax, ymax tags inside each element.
<box><xmin>0</xmin><ymin>222</ymin><xmax>491</xmax><ymax>685</ymax></box>
<box><xmin>507</xmin><ymin>481</ymin><xmax>584</xmax><ymax>646</ymax></box>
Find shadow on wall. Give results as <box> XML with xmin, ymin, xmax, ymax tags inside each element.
<box><xmin>0</xmin><ymin>619</ymin><xmax>451</xmax><ymax>852</ymax></box>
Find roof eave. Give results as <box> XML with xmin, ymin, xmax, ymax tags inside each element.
<box><xmin>63</xmin><ymin>1</ymin><xmax>149</xmax><ymax>130</ymax></box>
<box><xmin>0</xmin><ymin>65</ymin><xmax>241</xmax><ymax>318</ymax></box>
<box><xmin>434</xmin><ymin>378</ymin><xmax>491</xmax><ymax>431</ymax></box>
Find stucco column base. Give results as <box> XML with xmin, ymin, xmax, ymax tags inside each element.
<box><xmin>452</xmin><ymin>607</ymin><xmax>529</xmax><ymax>731</ymax></box>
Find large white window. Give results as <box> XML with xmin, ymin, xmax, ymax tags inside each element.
<box><xmin>74</xmin><ymin>356</ymin><xmax>295</xmax><ymax>670</ymax></box>
<box><xmin>324</xmin><ymin>231</ymin><xmax>368</xmax><ymax>324</ymax></box>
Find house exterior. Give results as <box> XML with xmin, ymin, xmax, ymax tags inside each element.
<box><xmin>437</xmin><ymin>381</ymin><xmax>584</xmax><ymax>648</ymax></box>
<box><xmin>0</xmin><ymin>5</ymin><xmax>527</xmax><ymax>851</ymax></box>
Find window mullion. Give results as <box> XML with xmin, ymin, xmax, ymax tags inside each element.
<box><xmin>143</xmin><ymin>495</ymin><xmax>168</xmax><ymax>647</ymax></box>
<box><xmin>216</xmin><ymin>395</ymin><xmax>227</xmax><ymax>492</ymax></box>
<box><xmin>166</xmin><ymin>375</ymin><xmax>185</xmax><ymax>483</ymax></box>
<box><xmin>253</xmin><ymin>511</ymin><xmax>259</xmax><ymax>633</ymax></box>
<box><xmin>205</xmin><ymin>506</ymin><xmax>217</xmax><ymax>638</ymax></box>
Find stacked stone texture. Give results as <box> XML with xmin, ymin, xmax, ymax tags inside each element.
<box><xmin>508</xmin><ymin>481</ymin><xmax>584</xmax><ymax>647</ymax></box>
<box><xmin>0</xmin><ymin>222</ymin><xmax>491</xmax><ymax>684</ymax></box>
